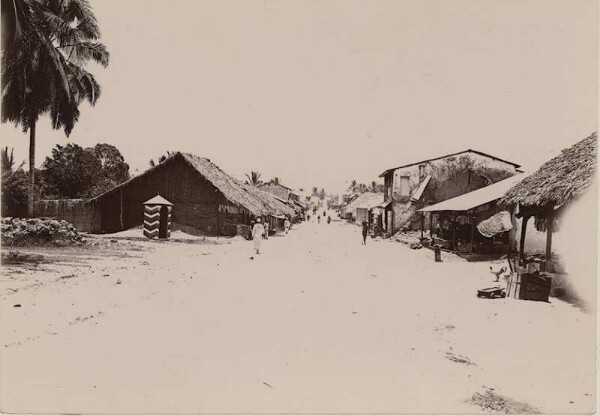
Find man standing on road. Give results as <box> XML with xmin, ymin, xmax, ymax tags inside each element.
<box><xmin>318</xmin><ymin>215</ymin><xmax>321</xmax><ymax>224</ymax></box>
<box><xmin>252</xmin><ymin>217</ymin><xmax>265</xmax><ymax>254</ymax></box>
<box><xmin>284</xmin><ymin>218</ymin><xmax>291</xmax><ymax>234</ymax></box>
<box><xmin>361</xmin><ymin>220</ymin><xmax>369</xmax><ymax>245</ymax></box>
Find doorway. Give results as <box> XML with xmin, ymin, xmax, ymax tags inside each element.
<box><xmin>159</xmin><ymin>206</ymin><xmax>168</xmax><ymax>239</ymax></box>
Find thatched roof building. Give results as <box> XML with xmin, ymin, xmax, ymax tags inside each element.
<box><xmin>500</xmin><ymin>132</ymin><xmax>597</xmax><ymax>208</ymax></box>
<box><xmin>83</xmin><ymin>152</ymin><xmax>295</xmax><ymax>234</ymax></box>
<box><xmin>499</xmin><ymin>132</ymin><xmax>597</xmax><ymax>268</ymax></box>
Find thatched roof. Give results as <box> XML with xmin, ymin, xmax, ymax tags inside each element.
<box><xmin>242</xmin><ymin>184</ymin><xmax>296</xmax><ymax>218</ymax></box>
<box><xmin>90</xmin><ymin>152</ymin><xmax>293</xmax><ymax>217</ymax></box>
<box><xmin>180</xmin><ymin>153</ymin><xmax>269</xmax><ymax>216</ymax></box>
<box><xmin>500</xmin><ymin>132</ymin><xmax>597</xmax><ymax>207</ymax></box>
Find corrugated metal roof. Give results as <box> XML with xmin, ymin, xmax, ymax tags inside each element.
<box><xmin>418</xmin><ymin>174</ymin><xmax>524</xmax><ymax>213</ymax></box>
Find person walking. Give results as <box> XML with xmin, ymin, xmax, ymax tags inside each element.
<box><xmin>307</xmin><ymin>213</ymin><xmax>311</xmax><ymax>222</ymax></box>
<box><xmin>284</xmin><ymin>218</ymin><xmax>291</xmax><ymax>234</ymax></box>
<box><xmin>361</xmin><ymin>220</ymin><xmax>369</xmax><ymax>245</ymax></box>
<box><xmin>252</xmin><ymin>217</ymin><xmax>265</xmax><ymax>254</ymax></box>
<box><xmin>327</xmin><ymin>215</ymin><xmax>331</xmax><ymax>224</ymax></box>
<box><xmin>318</xmin><ymin>215</ymin><xmax>321</xmax><ymax>224</ymax></box>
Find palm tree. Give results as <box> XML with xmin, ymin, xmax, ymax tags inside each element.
<box><xmin>371</xmin><ymin>181</ymin><xmax>379</xmax><ymax>192</ymax></box>
<box><xmin>1</xmin><ymin>147</ymin><xmax>24</xmax><ymax>173</ymax></box>
<box><xmin>348</xmin><ymin>180</ymin><xmax>357</xmax><ymax>193</ymax></box>
<box><xmin>245</xmin><ymin>171</ymin><xmax>262</xmax><ymax>186</ymax></box>
<box><xmin>1</xmin><ymin>0</ymin><xmax>109</xmax><ymax>216</ymax></box>
<box><xmin>149</xmin><ymin>151</ymin><xmax>176</xmax><ymax>167</ymax></box>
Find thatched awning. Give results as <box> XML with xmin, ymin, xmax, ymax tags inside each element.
<box><xmin>499</xmin><ymin>132</ymin><xmax>597</xmax><ymax>208</ymax></box>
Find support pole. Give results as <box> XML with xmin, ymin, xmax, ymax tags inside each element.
<box><xmin>470</xmin><ymin>214</ymin><xmax>475</xmax><ymax>253</ymax></box>
<box><xmin>451</xmin><ymin>213</ymin><xmax>457</xmax><ymax>251</ymax></box>
<box><xmin>430</xmin><ymin>213</ymin><xmax>434</xmax><ymax>238</ymax></box>
<box><xmin>421</xmin><ymin>212</ymin><xmax>425</xmax><ymax>239</ymax></box>
<box><xmin>519</xmin><ymin>215</ymin><xmax>530</xmax><ymax>265</ymax></box>
<box><xmin>543</xmin><ymin>207</ymin><xmax>554</xmax><ymax>272</ymax></box>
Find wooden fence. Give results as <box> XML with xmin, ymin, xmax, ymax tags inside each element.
<box><xmin>34</xmin><ymin>199</ymin><xmax>100</xmax><ymax>233</ymax></box>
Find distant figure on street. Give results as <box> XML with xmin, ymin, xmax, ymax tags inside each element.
<box><xmin>318</xmin><ymin>215</ymin><xmax>321</xmax><ymax>224</ymax></box>
<box><xmin>249</xmin><ymin>220</ymin><xmax>255</xmax><ymax>240</ymax></box>
<box><xmin>263</xmin><ymin>217</ymin><xmax>269</xmax><ymax>239</ymax></box>
<box><xmin>252</xmin><ymin>218</ymin><xmax>265</xmax><ymax>254</ymax></box>
<box><xmin>361</xmin><ymin>220</ymin><xmax>368</xmax><ymax>245</ymax></box>
<box><xmin>307</xmin><ymin>214</ymin><xmax>311</xmax><ymax>221</ymax></box>
<box><xmin>327</xmin><ymin>216</ymin><xmax>331</xmax><ymax>224</ymax></box>
<box><xmin>323</xmin><ymin>211</ymin><xmax>326</xmax><ymax>217</ymax></box>
<box><xmin>284</xmin><ymin>218</ymin><xmax>291</xmax><ymax>234</ymax></box>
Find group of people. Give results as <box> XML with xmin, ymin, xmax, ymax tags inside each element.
<box><xmin>250</xmin><ymin>216</ymin><xmax>292</xmax><ymax>255</ymax></box>
<box><xmin>307</xmin><ymin>208</ymin><xmax>331</xmax><ymax>225</ymax></box>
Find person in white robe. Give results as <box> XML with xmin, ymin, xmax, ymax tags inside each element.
<box><xmin>284</xmin><ymin>218</ymin><xmax>291</xmax><ymax>234</ymax></box>
<box><xmin>252</xmin><ymin>217</ymin><xmax>265</xmax><ymax>254</ymax></box>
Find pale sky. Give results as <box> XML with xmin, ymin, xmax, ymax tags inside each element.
<box><xmin>2</xmin><ymin>0</ymin><xmax>598</xmax><ymax>194</ymax></box>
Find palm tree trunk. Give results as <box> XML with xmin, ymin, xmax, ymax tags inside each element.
<box><xmin>27</xmin><ymin>121</ymin><xmax>36</xmax><ymax>217</ymax></box>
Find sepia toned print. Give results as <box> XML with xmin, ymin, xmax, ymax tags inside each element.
<box><xmin>0</xmin><ymin>0</ymin><xmax>597</xmax><ymax>414</ymax></box>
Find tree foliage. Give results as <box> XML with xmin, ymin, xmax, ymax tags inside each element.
<box><xmin>42</xmin><ymin>142</ymin><xmax>129</xmax><ymax>198</ymax></box>
<box><xmin>1</xmin><ymin>0</ymin><xmax>110</xmax><ymax>134</ymax></box>
<box><xmin>0</xmin><ymin>147</ymin><xmax>42</xmax><ymax>217</ymax></box>
<box><xmin>245</xmin><ymin>171</ymin><xmax>262</xmax><ymax>186</ymax></box>
<box><xmin>1</xmin><ymin>0</ymin><xmax>109</xmax><ymax>216</ymax></box>
<box><xmin>149</xmin><ymin>151</ymin><xmax>176</xmax><ymax>167</ymax></box>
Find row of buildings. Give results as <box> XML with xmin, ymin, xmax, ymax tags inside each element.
<box><xmin>339</xmin><ymin>132</ymin><xmax>597</xmax><ymax>270</ymax></box>
<box><xmin>34</xmin><ymin>152</ymin><xmax>307</xmax><ymax>237</ymax></box>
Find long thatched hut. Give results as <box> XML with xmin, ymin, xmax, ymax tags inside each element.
<box><xmin>87</xmin><ymin>152</ymin><xmax>293</xmax><ymax>235</ymax></box>
<box><xmin>500</xmin><ymin>132</ymin><xmax>597</xmax><ymax>268</ymax></box>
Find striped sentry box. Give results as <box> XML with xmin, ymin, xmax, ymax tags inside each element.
<box><xmin>142</xmin><ymin>195</ymin><xmax>173</xmax><ymax>239</ymax></box>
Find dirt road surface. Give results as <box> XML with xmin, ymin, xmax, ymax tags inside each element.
<box><xmin>0</xmin><ymin>218</ymin><xmax>595</xmax><ymax>413</ymax></box>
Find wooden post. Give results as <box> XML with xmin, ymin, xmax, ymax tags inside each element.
<box><xmin>470</xmin><ymin>214</ymin><xmax>475</xmax><ymax>253</ymax></box>
<box><xmin>519</xmin><ymin>215</ymin><xmax>530</xmax><ymax>265</ymax></box>
<box><xmin>451</xmin><ymin>213</ymin><xmax>457</xmax><ymax>251</ymax></box>
<box><xmin>421</xmin><ymin>212</ymin><xmax>425</xmax><ymax>239</ymax></box>
<box><xmin>543</xmin><ymin>207</ymin><xmax>554</xmax><ymax>272</ymax></box>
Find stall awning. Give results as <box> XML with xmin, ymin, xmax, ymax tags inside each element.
<box><xmin>418</xmin><ymin>174</ymin><xmax>524</xmax><ymax>213</ymax></box>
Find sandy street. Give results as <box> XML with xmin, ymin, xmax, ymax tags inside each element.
<box><xmin>0</xmin><ymin>218</ymin><xmax>595</xmax><ymax>414</ymax></box>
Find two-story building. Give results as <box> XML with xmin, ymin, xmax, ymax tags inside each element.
<box><xmin>379</xmin><ymin>150</ymin><xmax>521</xmax><ymax>233</ymax></box>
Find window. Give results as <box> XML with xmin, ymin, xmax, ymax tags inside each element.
<box><xmin>400</xmin><ymin>176</ymin><xmax>410</xmax><ymax>196</ymax></box>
